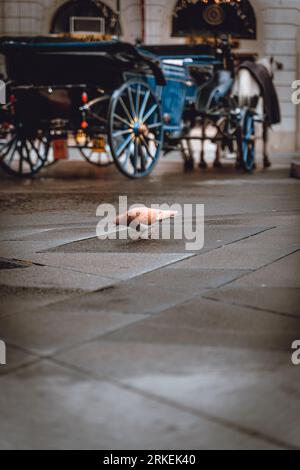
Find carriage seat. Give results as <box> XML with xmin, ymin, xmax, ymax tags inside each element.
<box><xmin>196</xmin><ymin>70</ymin><xmax>233</xmax><ymax>113</ymax></box>
<box><xmin>188</xmin><ymin>66</ymin><xmax>213</xmax><ymax>86</ymax></box>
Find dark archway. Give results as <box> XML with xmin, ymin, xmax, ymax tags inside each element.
<box><xmin>172</xmin><ymin>0</ymin><xmax>256</xmax><ymax>40</ymax></box>
<box><xmin>50</xmin><ymin>0</ymin><xmax>120</xmax><ymax>35</ymax></box>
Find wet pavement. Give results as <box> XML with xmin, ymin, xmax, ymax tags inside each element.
<box><xmin>0</xmin><ymin>154</ymin><xmax>300</xmax><ymax>449</ymax></box>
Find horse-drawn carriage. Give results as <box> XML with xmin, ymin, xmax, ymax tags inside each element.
<box><xmin>0</xmin><ymin>36</ymin><xmax>255</xmax><ymax>178</ymax></box>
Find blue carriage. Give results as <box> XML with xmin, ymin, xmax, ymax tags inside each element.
<box><xmin>0</xmin><ymin>36</ymin><xmax>255</xmax><ymax>178</ymax></box>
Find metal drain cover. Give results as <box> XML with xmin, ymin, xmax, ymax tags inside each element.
<box><xmin>0</xmin><ymin>258</ymin><xmax>29</xmax><ymax>270</ymax></box>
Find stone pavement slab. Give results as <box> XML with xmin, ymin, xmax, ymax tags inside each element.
<box><xmin>204</xmin><ymin>287</ymin><xmax>300</xmax><ymax>318</ymax></box>
<box><xmin>100</xmin><ymin>297</ymin><xmax>300</xmax><ymax>351</ymax></box>
<box><xmin>56</xmin><ymin>342</ymin><xmax>300</xmax><ymax>449</ymax></box>
<box><xmin>0</xmin><ymin>345</ymin><xmax>37</xmax><ymax>376</ymax></box>
<box><xmin>26</xmin><ymin>252</ymin><xmax>191</xmax><ymax>280</ymax></box>
<box><xmin>0</xmin><ymin>264</ymin><xmax>114</xmax><ymax>291</ymax></box>
<box><xmin>0</xmin><ymin>361</ymin><xmax>280</xmax><ymax>449</ymax></box>
<box><xmin>232</xmin><ymin>250</ymin><xmax>300</xmax><ymax>288</ymax></box>
<box><xmin>133</xmin><ymin>267</ymin><xmax>249</xmax><ymax>294</ymax></box>
<box><xmin>175</xmin><ymin>238</ymin><xmax>299</xmax><ymax>270</ymax></box>
<box><xmin>0</xmin><ymin>301</ymin><xmax>147</xmax><ymax>356</ymax></box>
<box><xmin>26</xmin><ymin>280</ymin><xmax>194</xmax><ymax>317</ymax></box>
<box><xmin>121</xmin><ymin>362</ymin><xmax>300</xmax><ymax>449</ymax></box>
<box><xmin>43</xmin><ymin>225</ymin><xmax>271</xmax><ymax>254</ymax></box>
<box><xmin>0</xmin><ymin>285</ymin><xmax>79</xmax><ymax>318</ymax></box>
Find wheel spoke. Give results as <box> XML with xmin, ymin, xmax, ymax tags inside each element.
<box><xmin>18</xmin><ymin>145</ymin><xmax>23</xmax><ymax>174</ymax></box>
<box><xmin>0</xmin><ymin>135</ymin><xmax>16</xmax><ymax>159</ymax></box>
<box><xmin>116</xmin><ymin>134</ymin><xmax>133</xmax><ymax>158</ymax></box>
<box><xmin>135</xmin><ymin>83</ymin><xmax>141</xmax><ymax>117</ymax></box>
<box><xmin>127</xmin><ymin>86</ymin><xmax>136</xmax><ymax>120</ymax></box>
<box><xmin>6</xmin><ymin>138</ymin><xmax>18</xmax><ymax>164</ymax></box>
<box><xmin>24</xmin><ymin>140</ymin><xmax>34</xmax><ymax>170</ymax></box>
<box><xmin>142</xmin><ymin>103</ymin><xmax>158</xmax><ymax>124</ymax></box>
<box><xmin>140</xmin><ymin>143</ymin><xmax>147</xmax><ymax>172</ymax></box>
<box><xmin>140</xmin><ymin>135</ymin><xmax>154</xmax><ymax>160</ymax></box>
<box><xmin>119</xmin><ymin>96</ymin><xmax>134</xmax><ymax>123</ymax></box>
<box><xmin>113</xmin><ymin>113</ymin><xmax>132</xmax><ymax>127</ymax></box>
<box><xmin>139</xmin><ymin>90</ymin><xmax>150</xmax><ymax>121</ymax></box>
<box><xmin>112</xmin><ymin>129</ymin><xmax>132</xmax><ymax>138</ymax></box>
<box><xmin>132</xmin><ymin>140</ymin><xmax>138</xmax><ymax>174</ymax></box>
<box><xmin>147</xmin><ymin>122</ymin><xmax>162</xmax><ymax>130</ymax></box>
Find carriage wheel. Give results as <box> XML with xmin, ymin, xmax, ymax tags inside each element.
<box><xmin>77</xmin><ymin>95</ymin><xmax>113</xmax><ymax>167</ymax></box>
<box><xmin>76</xmin><ymin>133</ymin><xmax>113</xmax><ymax>167</ymax></box>
<box><xmin>0</xmin><ymin>123</ymin><xmax>49</xmax><ymax>177</ymax></box>
<box><xmin>108</xmin><ymin>79</ymin><xmax>163</xmax><ymax>178</ymax></box>
<box><xmin>238</xmin><ymin>109</ymin><xmax>255</xmax><ymax>172</ymax></box>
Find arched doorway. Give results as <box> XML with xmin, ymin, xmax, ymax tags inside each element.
<box><xmin>50</xmin><ymin>0</ymin><xmax>120</xmax><ymax>36</ymax></box>
<box><xmin>172</xmin><ymin>0</ymin><xmax>256</xmax><ymax>40</ymax></box>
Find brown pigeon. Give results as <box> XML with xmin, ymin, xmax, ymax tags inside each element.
<box><xmin>115</xmin><ymin>207</ymin><xmax>178</xmax><ymax>231</ymax></box>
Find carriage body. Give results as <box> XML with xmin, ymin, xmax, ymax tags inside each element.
<box><xmin>0</xmin><ymin>37</ymin><xmax>167</xmax><ymax>177</ymax></box>
<box><xmin>0</xmin><ymin>37</ymin><xmax>256</xmax><ymax>178</ymax></box>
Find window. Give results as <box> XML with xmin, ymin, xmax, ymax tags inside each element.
<box><xmin>172</xmin><ymin>0</ymin><xmax>256</xmax><ymax>40</ymax></box>
<box><xmin>51</xmin><ymin>0</ymin><xmax>120</xmax><ymax>36</ymax></box>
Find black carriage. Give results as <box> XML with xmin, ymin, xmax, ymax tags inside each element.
<box><xmin>0</xmin><ymin>36</ymin><xmax>255</xmax><ymax>178</ymax></box>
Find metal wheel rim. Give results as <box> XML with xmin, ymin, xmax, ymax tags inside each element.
<box><xmin>242</xmin><ymin>112</ymin><xmax>255</xmax><ymax>171</ymax></box>
<box><xmin>0</xmin><ymin>123</ymin><xmax>49</xmax><ymax>176</ymax></box>
<box><xmin>108</xmin><ymin>79</ymin><xmax>163</xmax><ymax>178</ymax></box>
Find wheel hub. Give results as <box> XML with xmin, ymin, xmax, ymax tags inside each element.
<box><xmin>132</xmin><ymin>121</ymin><xmax>148</xmax><ymax>138</ymax></box>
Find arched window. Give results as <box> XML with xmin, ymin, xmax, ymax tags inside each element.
<box><xmin>172</xmin><ymin>0</ymin><xmax>256</xmax><ymax>40</ymax></box>
<box><xmin>50</xmin><ymin>0</ymin><xmax>120</xmax><ymax>36</ymax></box>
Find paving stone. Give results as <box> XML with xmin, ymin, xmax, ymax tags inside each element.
<box><xmin>121</xmin><ymin>361</ymin><xmax>300</xmax><ymax>449</ymax></box>
<box><xmin>56</xmin><ymin>340</ymin><xmax>291</xmax><ymax>384</ymax></box>
<box><xmin>0</xmin><ymin>285</ymin><xmax>80</xmax><ymax>318</ymax></box>
<box><xmin>0</xmin><ymin>300</ymin><xmax>147</xmax><ymax>356</ymax></box>
<box><xmin>0</xmin><ymin>264</ymin><xmax>114</xmax><ymax>291</ymax></box>
<box><xmin>0</xmin><ymin>361</ymin><xmax>280</xmax><ymax>449</ymax></box>
<box><xmin>100</xmin><ymin>297</ymin><xmax>300</xmax><ymax>352</ymax></box>
<box><xmin>204</xmin><ymin>287</ymin><xmax>300</xmax><ymax>317</ymax></box>
<box><xmin>0</xmin><ymin>345</ymin><xmax>37</xmax><ymax>376</ymax></box>
<box><xmin>56</xmin><ymin>342</ymin><xmax>300</xmax><ymax>449</ymax></box>
<box><xmin>29</xmin><ymin>280</ymin><xmax>193</xmax><ymax>318</ymax></box>
<box><xmin>26</xmin><ymin>253</ymin><xmax>191</xmax><ymax>280</ymax></box>
<box><xmin>175</xmin><ymin>239</ymin><xmax>299</xmax><ymax>270</ymax></box>
<box><xmin>43</xmin><ymin>225</ymin><xmax>270</xmax><ymax>254</ymax></box>
<box><xmin>16</xmin><ymin>227</ymin><xmax>97</xmax><ymax>244</ymax></box>
<box><xmin>0</xmin><ymin>240</ymin><xmax>66</xmax><ymax>259</ymax></box>
<box><xmin>0</xmin><ymin>227</ymin><xmax>54</xmax><ymax>241</ymax></box>
<box><xmin>134</xmin><ymin>267</ymin><xmax>249</xmax><ymax>294</ymax></box>
<box><xmin>232</xmin><ymin>250</ymin><xmax>300</xmax><ymax>288</ymax></box>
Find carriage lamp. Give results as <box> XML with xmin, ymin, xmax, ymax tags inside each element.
<box><xmin>81</xmin><ymin>91</ymin><xmax>88</xmax><ymax>104</ymax></box>
<box><xmin>76</xmin><ymin>130</ymin><xmax>84</xmax><ymax>146</ymax></box>
<box><xmin>163</xmin><ymin>113</ymin><xmax>171</xmax><ymax>124</ymax></box>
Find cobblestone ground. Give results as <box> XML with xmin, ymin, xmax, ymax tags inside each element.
<box><xmin>0</xmin><ymin>154</ymin><xmax>299</xmax><ymax>449</ymax></box>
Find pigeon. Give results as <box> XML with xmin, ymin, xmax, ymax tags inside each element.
<box><xmin>115</xmin><ymin>207</ymin><xmax>178</xmax><ymax>234</ymax></box>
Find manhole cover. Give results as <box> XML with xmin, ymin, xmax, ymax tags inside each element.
<box><xmin>0</xmin><ymin>258</ymin><xmax>29</xmax><ymax>270</ymax></box>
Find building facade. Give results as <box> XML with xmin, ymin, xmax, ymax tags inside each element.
<box><xmin>0</xmin><ymin>0</ymin><xmax>299</xmax><ymax>151</ymax></box>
